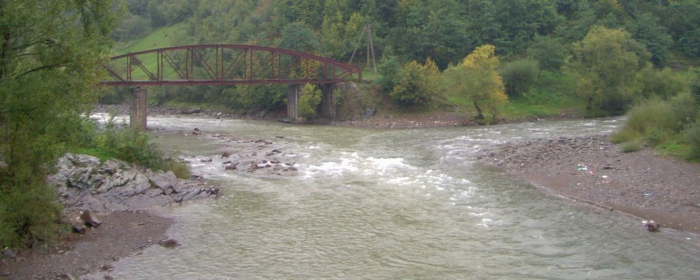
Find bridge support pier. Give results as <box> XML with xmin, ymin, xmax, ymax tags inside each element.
<box><xmin>319</xmin><ymin>84</ymin><xmax>336</xmax><ymax>120</ymax></box>
<box><xmin>130</xmin><ymin>87</ymin><xmax>148</xmax><ymax>130</ymax></box>
<box><xmin>287</xmin><ymin>85</ymin><xmax>301</xmax><ymax>123</ymax></box>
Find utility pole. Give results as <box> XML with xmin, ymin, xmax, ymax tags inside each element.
<box><xmin>348</xmin><ymin>21</ymin><xmax>377</xmax><ymax>75</ymax></box>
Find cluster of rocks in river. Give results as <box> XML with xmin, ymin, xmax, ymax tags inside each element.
<box><xmin>49</xmin><ymin>153</ymin><xmax>220</xmax><ymax>212</ymax></box>
<box><xmin>186</xmin><ymin>130</ymin><xmax>299</xmax><ymax>176</ymax></box>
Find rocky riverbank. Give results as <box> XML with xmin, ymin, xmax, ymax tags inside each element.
<box><xmin>0</xmin><ymin>154</ymin><xmax>221</xmax><ymax>280</ymax></box>
<box><xmin>476</xmin><ymin>135</ymin><xmax>700</xmax><ymax>235</ymax></box>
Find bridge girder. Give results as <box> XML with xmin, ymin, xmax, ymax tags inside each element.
<box><xmin>102</xmin><ymin>44</ymin><xmax>362</xmax><ymax>87</ymax></box>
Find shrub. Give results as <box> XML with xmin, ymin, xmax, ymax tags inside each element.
<box><xmin>637</xmin><ymin>66</ymin><xmax>690</xmax><ymax>100</ymax></box>
<box><xmin>620</xmin><ymin>99</ymin><xmax>678</xmax><ymax>138</ymax></box>
<box><xmin>298</xmin><ymin>84</ymin><xmax>322</xmax><ymax>119</ymax></box>
<box><xmin>683</xmin><ymin>122</ymin><xmax>700</xmax><ymax>160</ymax></box>
<box><xmin>377</xmin><ymin>55</ymin><xmax>401</xmax><ymax>93</ymax></box>
<box><xmin>620</xmin><ymin>141</ymin><xmax>642</xmax><ymax>153</ymax></box>
<box><xmin>390</xmin><ymin>59</ymin><xmax>440</xmax><ymax>107</ymax></box>
<box><xmin>499</xmin><ymin>58</ymin><xmax>540</xmax><ymax>97</ymax></box>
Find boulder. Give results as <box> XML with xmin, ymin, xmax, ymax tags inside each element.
<box><xmin>3</xmin><ymin>247</ymin><xmax>15</xmax><ymax>259</ymax></box>
<box><xmin>80</xmin><ymin>210</ymin><xmax>102</xmax><ymax>227</ymax></box>
<box><xmin>72</xmin><ymin>221</ymin><xmax>86</xmax><ymax>234</ymax></box>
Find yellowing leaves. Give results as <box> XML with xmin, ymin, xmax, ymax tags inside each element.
<box><xmin>443</xmin><ymin>45</ymin><xmax>507</xmax><ymax>119</ymax></box>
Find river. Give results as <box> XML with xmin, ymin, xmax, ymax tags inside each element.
<box><xmin>94</xmin><ymin>116</ymin><xmax>700</xmax><ymax>279</ymax></box>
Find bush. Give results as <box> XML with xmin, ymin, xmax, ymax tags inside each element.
<box><xmin>0</xmin><ymin>182</ymin><xmax>64</xmax><ymax>248</ymax></box>
<box><xmin>620</xmin><ymin>141</ymin><xmax>642</xmax><ymax>153</ymax></box>
<box><xmin>298</xmin><ymin>84</ymin><xmax>322</xmax><ymax>119</ymax></box>
<box><xmin>637</xmin><ymin>66</ymin><xmax>690</xmax><ymax>100</ymax></box>
<box><xmin>377</xmin><ymin>55</ymin><xmax>401</xmax><ymax>93</ymax></box>
<box><xmin>390</xmin><ymin>59</ymin><xmax>440</xmax><ymax>107</ymax></box>
<box><xmin>684</xmin><ymin>122</ymin><xmax>700</xmax><ymax>160</ymax></box>
<box><xmin>499</xmin><ymin>59</ymin><xmax>540</xmax><ymax>97</ymax></box>
<box><xmin>620</xmin><ymin>99</ymin><xmax>679</xmax><ymax>138</ymax></box>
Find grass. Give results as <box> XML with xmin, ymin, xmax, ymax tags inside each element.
<box><xmin>108</xmin><ymin>23</ymin><xmax>187</xmax><ymax>81</ymax></box>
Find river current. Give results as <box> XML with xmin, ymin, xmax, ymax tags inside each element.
<box><xmin>92</xmin><ymin>116</ymin><xmax>700</xmax><ymax>279</ymax></box>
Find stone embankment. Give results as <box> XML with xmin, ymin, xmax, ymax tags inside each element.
<box><xmin>476</xmin><ymin>135</ymin><xmax>700</xmax><ymax>235</ymax></box>
<box><xmin>48</xmin><ymin>153</ymin><xmax>220</xmax><ymax>212</ymax></box>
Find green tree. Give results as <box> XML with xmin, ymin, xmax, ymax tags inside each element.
<box><xmin>527</xmin><ymin>35</ymin><xmax>567</xmax><ymax>71</ymax></box>
<box><xmin>390</xmin><ymin>58</ymin><xmax>440</xmax><ymax>107</ymax></box>
<box><xmin>664</xmin><ymin>0</ymin><xmax>700</xmax><ymax>59</ymax></box>
<box><xmin>277</xmin><ymin>22</ymin><xmax>321</xmax><ymax>53</ymax></box>
<box><xmin>625</xmin><ymin>12</ymin><xmax>672</xmax><ymax>66</ymax></box>
<box><xmin>377</xmin><ymin>55</ymin><xmax>401</xmax><ymax>93</ymax></box>
<box><xmin>298</xmin><ymin>83</ymin><xmax>322</xmax><ymax>119</ymax></box>
<box><xmin>499</xmin><ymin>58</ymin><xmax>540</xmax><ymax>97</ymax></box>
<box><xmin>0</xmin><ymin>0</ymin><xmax>119</xmax><ymax>247</ymax></box>
<box><xmin>565</xmin><ymin>25</ymin><xmax>650</xmax><ymax>114</ymax></box>
<box><xmin>442</xmin><ymin>45</ymin><xmax>507</xmax><ymax>119</ymax></box>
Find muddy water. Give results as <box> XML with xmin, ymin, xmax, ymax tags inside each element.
<box><xmin>92</xmin><ymin>116</ymin><xmax>700</xmax><ymax>279</ymax></box>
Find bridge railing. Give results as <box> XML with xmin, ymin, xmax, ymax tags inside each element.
<box><xmin>102</xmin><ymin>45</ymin><xmax>362</xmax><ymax>86</ymax></box>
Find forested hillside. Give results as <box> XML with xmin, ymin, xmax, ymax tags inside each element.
<box><xmin>110</xmin><ymin>0</ymin><xmax>700</xmax><ymax>158</ymax></box>
<box><xmin>116</xmin><ymin>0</ymin><xmax>699</xmax><ymax>67</ymax></box>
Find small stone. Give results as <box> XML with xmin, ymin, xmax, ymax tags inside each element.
<box><xmin>221</xmin><ymin>152</ymin><xmax>231</xmax><ymax>158</ymax></box>
<box><xmin>200</xmin><ymin>158</ymin><xmax>213</xmax><ymax>163</ymax></box>
<box><xmin>80</xmin><ymin>210</ymin><xmax>102</xmax><ymax>227</ymax></box>
<box><xmin>158</xmin><ymin>239</ymin><xmax>181</xmax><ymax>248</ymax></box>
<box><xmin>104</xmin><ymin>275</ymin><xmax>115</xmax><ymax>280</ymax></box>
<box><xmin>58</xmin><ymin>273</ymin><xmax>76</xmax><ymax>280</ymax></box>
<box><xmin>101</xmin><ymin>263</ymin><xmax>114</xmax><ymax>271</ymax></box>
<box><xmin>3</xmin><ymin>247</ymin><xmax>15</xmax><ymax>259</ymax></box>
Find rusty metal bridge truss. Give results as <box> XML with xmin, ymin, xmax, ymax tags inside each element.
<box><xmin>102</xmin><ymin>45</ymin><xmax>362</xmax><ymax>87</ymax></box>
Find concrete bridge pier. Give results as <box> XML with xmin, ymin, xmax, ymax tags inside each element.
<box><xmin>130</xmin><ymin>87</ymin><xmax>148</xmax><ymax>130</ymax></box>
<box><xmin>319</xmin><ymin>84</ymin><xmax>336</xmax><ymax>120</ymax></box>
<box><xmin>287</xmin><ymin>84</ymin><xmax>301</xmax><ymax>123</ymax></box>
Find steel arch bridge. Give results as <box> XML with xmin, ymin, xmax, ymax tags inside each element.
<box><xmin>102</xmin><ymin>44</ymin><xmax>362</xmax><ymax>87</ymax></box>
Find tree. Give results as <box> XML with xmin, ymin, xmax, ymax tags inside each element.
<box><xmin>527</xmin><ymin>35</ymin><xmax>567</xmax><ymax>71</ymax></box>
<box><xmin>0</xmin><ymin>0</ymin><xmax>119</xmax><ymax>247</ymax></box>
<box><xmin>565</xmin><ymin>25</ymin><xmax>650</xmax><ymax>113</ymax></box>
<box><xmin>664</xmin><ymin>0</ymin><xmax>700</xmax><ymax>59</ymax></box>
<box><xmin>277</xmin><ymin>22</ymin><xmax>321</xmax><ymax>53</ymax></box>
<box><xmin>442</xmin><ymin>45</ymin><xmax>507</xmax><ymax>119</ymax></box>
<box><xmin>499</xmin><ymin>59</ymin><xmax>540</xmax><ymax>97</ymax></box>
<box><xmin>298</xmin><ymin>83</ymin><xmax>322</xmax><ymax>119</ymax></box>
<box><xmin>389</xmin><ymin>58</ymin><xmax>440</xmax><ymax>107</ymax></box>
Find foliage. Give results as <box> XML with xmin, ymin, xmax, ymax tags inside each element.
<box><xmin>637</xmin><ymin>66</ymin><xmax>691</xmax><ymax>100</ymax></box>
<box><xmin>565</xmin><ymin>26</ymin><xmax>650</xmax><ymax>114</ymax></box>
<box><xmin>443</xmin><ymin>45</ymin><xmax>507</xmax><ymax>119</ymax></box>
<box><xmin>683</xmin><ymin>122</ymin><xmax>700</xmax><ymax>160</ymax></box>
<box><xmin>277</xmin><ymin>22</ymin><xmax>321</xmax><ymax>53</ymax></box>
<box><xmin>499</xmin><ymin>59</ymin><xmax>540</xmax><ymax>97</ymax></box>
<box><xmin>298</xmin><ymin>84</ymin><xmax>322</xmax><ymax>119</ymax></box>
<box><xmin>527</xmin><ymin>35</ymin><xmax>567</xmax><ymax>71</ymax></box>
<box><xmin>0</xmin><ymin>0</ymin><xmax>119</xmax><ymax>248</ymax></box>
<box><xmin>619</xmin><ymin>141</ymin><xmax>642</xmax><ymax>153</ymax></box>
<box><xmin>389</xmin><ymin>59</ymin><xmax>440</xmax><ymax>107</ymax></box>
<box><xmin>664</xmin><ymin>0</ymin><xmax>700</xmax><ymax>59</ymax></box>
<box><xmin>376</xmin><ymin>55</ymin><xmax>401</xmax><ymax>93</ymax></box>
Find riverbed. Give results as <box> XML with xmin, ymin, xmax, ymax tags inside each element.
<box><xmin>88</xmin><ymin>116</ymin><xmax>700</xmax><ymax>279</ymax></box>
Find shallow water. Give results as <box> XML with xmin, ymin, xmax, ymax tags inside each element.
<box><xmin>89</xmin><ymin>116</ymin><xmax>700</xmax><ymax>279</ymax></box>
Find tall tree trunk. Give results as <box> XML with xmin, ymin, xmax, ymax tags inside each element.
<box><xmin>473</xmin><ymin>101</ymin><xmax>484</xmax><ymax>119</ymax></box>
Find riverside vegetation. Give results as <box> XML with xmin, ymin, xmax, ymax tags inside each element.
<box><xmin>2</xmin><ymin>0</ymin><xmax>700</xmax><ymax>250</ymax></box>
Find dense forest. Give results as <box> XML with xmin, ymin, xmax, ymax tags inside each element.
<box><xmin>109</xmin><ymin>0</ymin><xmax>700</xmax><ymax>118</ymax></box>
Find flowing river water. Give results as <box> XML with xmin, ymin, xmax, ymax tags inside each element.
<box><xmin>93</xmin><ymin>116</ymin><xmax>700</xmax><ymax>279</ymax></box>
